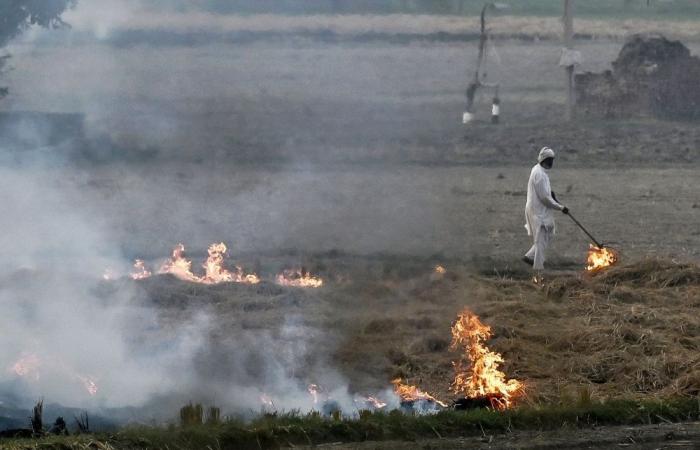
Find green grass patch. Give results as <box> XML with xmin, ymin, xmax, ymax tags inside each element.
<box><xmin>1</xmin><ymin>397</ymin><xmax>698</xmax><ymax>449</ymax></box>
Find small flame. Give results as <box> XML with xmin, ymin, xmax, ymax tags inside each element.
<box><xmin>102</xmin><ymin>268</ymin><xmax>117</xmax><ymax>281</ymax></box>
<box><xmin>359</xmin><ymin>395</ymin><xmax>387</xmax><ymax>409</ymax></box>
<box><xmin>307</xmin><ymin>383</ymin><xmax>320</xmax><ymax>404</ymax></box>
<box><xmin>9</xmin><ymin>354</ymin><xmax>41</xmax><ymax>380</ymax></box>
<box><xmin>260</xmin><ymin>393</ymin><xmax>274</xmax><ymax>408</ymax></box>
<box><xmin>276</xmin><ymin>268</ymin><xmax>323</xmax><ymax>288</ymax></box>
<box><xmin>391</xmin><ymin>379</ymin><xmax>447</xmax><ymax>407</ymax></box>
<box><xmin>131</xmin><ymin>259</ymin><xmax>152</xmax><ymax>280</ymax></box>
<box><xmin>450</xmin><ymin>309</ymin><xmax>523</xmax><ymax>410</ymax></box>
<box><xmin>76</xmin><ymin>375</ymin><xmax>99</xmax><ymax>396</ymax></box>
<box><xmin>586</xmin><ymin>245</ymin><xmax>618</xmax><ymax>272</ymax></box>
<box><xmin>434</xmin><ymin>265</ymin><xmax>446</xmax><ymax>274</ymax></box>
<box><xmin>10</xmin><ymin>354</ymin><xmax>98</xmax><ymax>396</ymax></box>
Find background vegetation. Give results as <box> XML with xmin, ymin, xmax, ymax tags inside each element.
<box><xmin>178</xmin><ymin>0</ymin><xmax>700</xmax><ymax>19</ymax></box>
<box><xmin>1</xmin><ymin>397</ymin><xmax>699</xmax><ymax>449</ymax></box>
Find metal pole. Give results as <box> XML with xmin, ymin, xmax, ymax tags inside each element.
<box><xmin>567</xmin><ymin>212</ymin><xmax>603</xmax><ymax>248</ymax></box>
<box><xmin>563</xmin><ymin>0</ymin><xmax>575</xmax><ymax>121</ymax></box>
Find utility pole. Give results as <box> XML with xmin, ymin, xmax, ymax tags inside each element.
<box><xmin>563</xmin><ymin>0</ymin><xmax>575</xmax><ymax>121</ymax></box>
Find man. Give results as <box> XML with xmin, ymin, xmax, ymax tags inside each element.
<box><xmin>523</xmin><ymin>147</ymin><xmax>569</xmax><ymax>281</ymax></box>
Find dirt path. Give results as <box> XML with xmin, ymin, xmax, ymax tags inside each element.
<box><xmin>309</xmin><ymin>421</ymin><xmax>700</xmax><ymax>449</ymax></box>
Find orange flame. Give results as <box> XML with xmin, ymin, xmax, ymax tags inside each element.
<box><xmin>155</xmin><ymin>243</ymin><xmax>259</xmax><ymax>284</ymax></box>
<box><xmin>450</xmin><ymin>309</ymin><xmax>523</xmax><ymax>410</ymax></box>
<box><xmin>276</xmin><ymin>268</ymin><xmax>323</xmax><ymax>288</ymax></box>
<box><xmin>9</xmin><ymin>354</ymin><xmax>98</xmax><ymax>396</ymax></box>
<box><xmin>361</xmin><ymin>396</ymin><xmax>387</xmax><ymax>409</ymax></box>
<box><xmin>586</xmin><ymin>245</ymin><xmax>618</xmax><ymax>272</ymax></box>
<box><xmin>131</xmin><ymin>259</ymin><xmax>152</xmax><ymax>280</ymax></box>
<box><xmin>203</xmin><ymin>243</ymin><xmax>260</xmax><ymax>284</ymax></box>
<box><xmin>307</xmin><ymin>383</ymin><xmax>320</xmax><ymax>404</ymax></box>
<box><xmin>391</xmin><ymin>378</ymin><xmax>447</xmax><ymax>407</ymax></box>
<box><xmin>158</xmin><ymin>244</ymin><xmax>201</xmax><ymax>282</ymax></box>
<box><xmin>76</xmin><ymin>374</ymin><xmax>99</xmax><ymax>396</ymax></box>
<box><xmin>9</xmin><ymin>354</ymin><xmax>41</xmax><ymax>380</ymax></box>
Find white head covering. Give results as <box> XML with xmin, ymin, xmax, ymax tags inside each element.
<box><xmin>538</xmin><ymin>146</ymin><xmax>555</xmax><ymax>163</ymax></box>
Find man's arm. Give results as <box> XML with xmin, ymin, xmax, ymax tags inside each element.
<box><xmin>535</xmin><ymin>174</ymin><xmax>564</xmax><ymax>211</ymax></box>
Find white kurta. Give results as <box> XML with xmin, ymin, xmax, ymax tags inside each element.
<box><xmin>524</xmin><ymin>164</ymin><xmax>563</xmax><ymax>270</ymax></box>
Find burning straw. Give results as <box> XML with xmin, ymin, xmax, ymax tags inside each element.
<box><xmin>450</xmin><ymin>309</ymin><xmax>523</xmax><ymax>410</ymax></box>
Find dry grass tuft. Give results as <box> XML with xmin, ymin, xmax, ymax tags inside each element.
<box><xmin>327</xmin><ymin>257</ymin><xmax>700</xmax><ymax>403</ymax></box>
<box><xmin>128</xmin><ymin>256</ymin><xmax>700</xmax><ymax>406</ymax></box>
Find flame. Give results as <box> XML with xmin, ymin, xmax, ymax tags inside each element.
<box><xmin>131</xmin><ymin>259</ymin><xmax>152</xmax><ymax>280</ymax></box>
<box><xmin>434</xmin><ymin>265</ymin><xmax>446</xmax><ymax>275</ymax></box>
<box><xmin>9</xmin><ymin>354</ymin><xmax>98</xmax><ymax>396</ymax></box>
<box><xmin>276</xmin><ymin>268</ymin><xmax>323</xmax><ymax>288</ymax></box>
<box><xmin>391</xmin><ymin>379</ymin><xmax>447</xmax><ymax>407</ymax></box>
<box><xmin>307</xmin><ymin>383</ymin><xmax>320</xmax><ymax>404</ymax></box>
<box><xmin>260</xmin><ymin>393</ymin><xmax>274</xmax><ymax>408</ymax></box>
<box><xmin>9</xmin><ymin>354</ymin><xmax>41</xmax><ymax>380</ymax></box>
<box><xmin>158</xmin><ymin>244</ymin><xmax>201</xmax><ymax>282</ymax></box>
<box><xmin>76</xmin><ymin>375</ymin><xmax>99</xmax><ymax>396</ymax></box>
<box><xmin>203</xmin><ymin>243</ymin><xmax>260</xmax><ymax>284</ymax></box>
<box><xmin>450</xmin><ymin>309</ymin><xmax>522</xmax><ymax>410</ymax></box>
<box><xmin>155</xmin><ymin>243</ymin><xmax>259</xmax><ymax>284</ymax></box>
<box><xmin>358</xmin><ymin>395</ymin><xmax>387</xmax><ymax>409</ymax></box>
<box><xmin>102</xmin><ymin>268</ymin><xmax>117</xmax><ymax>281</ymax></box>
<box><xmin>586</xmin><ymin>245</ymin><xmax>618</xmax><ymax>272</ymax></box>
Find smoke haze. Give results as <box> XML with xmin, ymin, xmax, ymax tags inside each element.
<box><xmin>1</xmin><ymin>0</ymin><xmax>699</xmax><ymax>428</ymax></box>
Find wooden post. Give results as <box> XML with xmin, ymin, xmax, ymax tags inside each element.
<box><xmin>563</xmin><ymin>0</ymin><xmax>575</xmax><ymax>121</ymax></box>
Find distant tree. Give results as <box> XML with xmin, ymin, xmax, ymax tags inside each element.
<box><xmin>0</xmin><ymin>0</ymin><xmax>76</xmax><ymax>99</ymax></box>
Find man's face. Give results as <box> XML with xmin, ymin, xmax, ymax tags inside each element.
<box><xmin>540</xmin><ymin>157</ymin><xmax>554</xmax><ymax>169</ymax></box>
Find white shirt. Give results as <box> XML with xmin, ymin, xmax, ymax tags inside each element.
<box><xmin>525</xmin><ymin>164</ymin><xmax>564</xmax><ymax>236</ymax></box>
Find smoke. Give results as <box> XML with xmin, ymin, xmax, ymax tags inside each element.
<box><xmin>187</xmin><ymin>317</ymin><xmax>397</xmax><ymax>417</ymax></box>
<box><xmin>0</xmin><ymin>0</ymin><xmax>452</xmax><ymax>422</ymax></box>
<box><xmin>0</xmin><ymin>161</ymin><xmax>392</xmax><ymax>419</ymax></box>
<box><xmin>0</xmin><ymin>163</ymin><xmax>209</xmax><ymax>410</ymax></box>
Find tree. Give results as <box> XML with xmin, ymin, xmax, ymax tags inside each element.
<box><xmin>0</xmin><ymin>0</ymin><xmax>76</xmax><ymax>98</ymax></box>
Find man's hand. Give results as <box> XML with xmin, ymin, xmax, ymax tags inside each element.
<box><xmin>562</xmin><ymin>207</ymin><xmax>569</xmax><ymax>215</ymax></box>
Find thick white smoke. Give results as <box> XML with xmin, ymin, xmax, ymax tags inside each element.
<box><xmin>0</xmin><ymin>165</ymin><xmax>212</xmax><ymax>410</ymax></box>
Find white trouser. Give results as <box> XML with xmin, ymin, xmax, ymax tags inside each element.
<box><xmin>525</xmin><ymin>225</ymin><xmax>552</xmax><ymax>271</ymax></box>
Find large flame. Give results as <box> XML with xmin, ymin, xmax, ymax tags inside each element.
<box><xmin>586</xmin><ymin>245</ymin><xmax>618</xmax><ymax>272</ymax></box>
<box><xmin>276</xmin><ymin>268</ymin><xmax>323</xmax><ymax>288</ymax></box>
<box><xmin>391</xmin><ymin>378</ymin><xmax>447</xmax><ymax>407</ymax></box>
<box><xmin>450</xmin><ymin>309</ymin><xmax>522</xmax><ymax>410</ymax></box>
